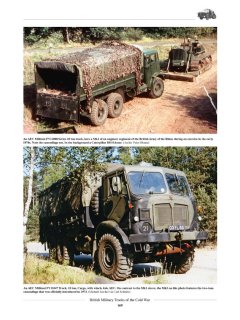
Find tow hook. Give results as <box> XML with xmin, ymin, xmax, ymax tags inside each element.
<box><xmin>175</xmin><ymin>231</ymin><xmax>182</xmax><ymax>241</ymax></box>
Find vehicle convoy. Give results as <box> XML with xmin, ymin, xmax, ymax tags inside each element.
<box><xmin>35</xmin><ymin>42</ymin><xmax>164</xmax><ymax>126</ymax></box>
<box><xmin>198</xmin><ymin>9</ymin><xmax>216</xmax><ymax>20</ymax></box>
<box><xmin>39</xmin><ymin>163</ymin><xmax>208</xmax><ymax>281</ymax></box>
<box><xmin>162</xmin><ymin>37</ymin><xmax>212</xmax><ymax>80</ymax></box>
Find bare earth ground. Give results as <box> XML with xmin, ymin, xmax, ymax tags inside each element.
<box><xmin>26</xmin><ymin>242</ymin><xmax>217</xmax><ymax>284</ymax></box>
<box><xmin>24</xmin><ymin>45</ymin><xmax>217</xmax><ymax>134</ymax></box>
<box><xmin>77</xmin><ymin>55</ymin><xmax>217</xmax><ymax>135</ymax></box>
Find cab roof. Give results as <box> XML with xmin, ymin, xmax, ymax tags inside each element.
<box><xmin>143</xmin><ymin>49</ymin><xmax>158</xmax><ymax>55</ymax></box>
<box><xmin>106</xmin><ymin>163</ymin><xmax>186</xmax><ymax>177</ymax></box>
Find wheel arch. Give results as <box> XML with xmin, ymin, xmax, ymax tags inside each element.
<box><xmin>95</xmin><ymin>220</ymin><xmax>130</xmax><ymax>246</ymax></box>
<box><xmin>151</xmin><ymin>72</ymin><xmax>165</xmax><ymax>81</ymax></box>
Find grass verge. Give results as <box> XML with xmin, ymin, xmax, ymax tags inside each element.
<box><xmin>24</xmin><ymin>254</ymin><xmax>96</xmax><ymax>284</ymax></box>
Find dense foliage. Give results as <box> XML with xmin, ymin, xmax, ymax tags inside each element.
<box><xmin>24</xmin><ymin>27</ymin><xmax>217</xmax><ymax>46</ymax></box>
<box><xmin>23</xmin><ymin>147</ymin><xmax>217</xmax><ymax>242</ymax></box>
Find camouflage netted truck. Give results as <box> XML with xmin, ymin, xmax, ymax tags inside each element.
<box><xmin>39</xmin><ymin>163</ymin><xmax>208</xmax><ymax>280</ymax></box>
<box><xmin>34</xmin><ymin>42</ymin><xmax>164</xmax><ymax>126</ymax></box>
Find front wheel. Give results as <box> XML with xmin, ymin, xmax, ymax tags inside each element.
<box><xmin>90</xmin><ymin>99</ymin><xmax>108</xmax><ymax>126</ymax></box>
<box><xmin>96</xmin><ymin>234</ymin><xmax>133</xmax><ymax>280</ymax></box>
<box><xmin>149</xmin><ymin>77</ymin><xmax>164</xmax><ymax>98</ymax></box>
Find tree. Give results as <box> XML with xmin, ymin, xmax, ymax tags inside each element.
<box><xmin>23</xmin><ymin>147</ymin><xmax>35</xmax><ymax>220</ymax></box>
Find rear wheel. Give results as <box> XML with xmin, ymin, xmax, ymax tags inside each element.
<box><xmin>56</xmin><ymin>244</ymin><xmax>71</xmax><ymax>266</ymax></box>
<box><xmin>96</xmin><ymin>234</ymin><xmax>133</xmax><ymax>280</ymax></box>
<box><xmin>49</xmin><ymin>246</ymin><xmax>57</xmax><ymax>262</ymax></box>
<box><xmin>107</xmin><ymin>93</ymin><xmax>124</xmax><ymax>118</ymax></box>
<box><xmin>149</xmin><ymin>77</ymin><xmax>164</xmax><ymax>98</ymax></box>
<box><xmin>90</xmin><ymin>99</ymin><xmax>108</xmax><ymax>126</ymax></box>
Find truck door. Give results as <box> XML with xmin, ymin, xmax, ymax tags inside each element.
<box><xmin>144</xmin><ymin>53</ymin><xmax>160</xmax><ymax>86</ymax></box>
<box><xmin>103</xmin><ymin>173</ymin><xmax>129</xmax><ymax>224</ymax></box>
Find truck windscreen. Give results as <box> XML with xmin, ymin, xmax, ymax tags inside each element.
<box><xmin>128</xmin><ymin>171</ymin><xmax>167</xmax><ymax>195</ymax></box>
<box><xmin>165</xmin><ymin>173</ymin><xmax>190</xmax><ymax>196</ymax></box>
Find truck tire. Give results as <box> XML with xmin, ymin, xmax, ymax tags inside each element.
<box><xmin>97</xmin><ymin>233</ymin><xmax>133</xmax><ymax>280</ymax></box>
<box><xmin>49</xmin><ymin>247</ymin><xmax>57</xmax><ymax>262</ymax></box>
<box><xmin>90</xmin><ymin>190</ymin><xmax>99</xmax><ymax>215</ymax></box>
<box><xmin>90</xmin><ymin>190</ymin><xmax>101</xmax><ymax>225</ymax></box>
<box><xmin>90</xmin><ymin>99</ymin><xmax>108</xmax><ymax>126</ymax></box>
<box><xmin>107</xmin><ymin>93</ymin><xmax>123</xmax><ymax>118</ymax></box>
<box><xmin>56</xmin><ymin>244</ymin><xmax>70</xmax><ymax>266</ymax></box>
<box><xmin>149</xmin><ymin>77</ymin><xmax>164</xmax><ymax>98</ymax></box>
<box><xmin>165</xmin><ymin>251</ymin><xmax>194</xmax><ymax>274</ymax></box>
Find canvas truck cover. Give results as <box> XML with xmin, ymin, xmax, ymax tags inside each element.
<box><xmin>35</xmin><ymin>42</ymin><xmax>142</xmax><ymax>101</ymax></box>
<box><xmin>39</xmin><ymin>170</ymin><xmax>103</xmax><ymax>219</ymax></box>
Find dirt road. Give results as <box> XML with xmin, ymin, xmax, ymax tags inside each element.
<box><xmin>77</xmin><ymin>60</ymin><xmax>217</xmax><ymax>134</ymax></box>
<box><xmin>27</xmin><ymin>243</ymin><xmax>217</xmax><ymax>284</ymax></box>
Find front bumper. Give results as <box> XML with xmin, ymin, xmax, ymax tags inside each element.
<box><xmin>129</xmin><ymin>230</ymin><xmax>208</xmax><ymax>244</ymax></box>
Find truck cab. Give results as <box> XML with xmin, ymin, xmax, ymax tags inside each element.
<box><xmin>142</xmin><ymin>49</ymin><xmax>161</xmax><ymax>86</ymax></box>
<box><xmin>100</xmin><ymin>164</ymin><xmax>202</xmax><ymax>238</ymax></box>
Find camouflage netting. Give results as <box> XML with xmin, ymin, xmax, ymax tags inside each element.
<box><xmin>39</xmin><ymin>168</ymin><xmax>104</xmax><ymax>219</ymax></box>
<box><xmin>39</xmin><ymin>176</ymin><xmax>83</xmax><ymax>219</ymax></box>
<box><xmin>53</xmin><ymin>41</ymin><xmax>142</xmax><ymax>103</ymax></box>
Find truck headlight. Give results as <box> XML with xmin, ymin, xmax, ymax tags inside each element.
<box><xmin>133</xmin><ymin>216</ymin><xmax>139</xmax><ymax>222</ymax></box>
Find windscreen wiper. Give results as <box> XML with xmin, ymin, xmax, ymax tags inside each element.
<box><xmin>138</xmin><ymin>171</ymin><xmax>145</xmax><ymax>189</ymax></box>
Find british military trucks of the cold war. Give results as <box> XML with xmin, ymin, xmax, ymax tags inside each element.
<box><xmin>39</xmin><ymin>163</ymin><xmax>208</xmax><ymax>281</ymax></box>
<box><xmin>34</xmin><ymin>42</ymin><xmax>164</xmax><ymax>126</ymax></box>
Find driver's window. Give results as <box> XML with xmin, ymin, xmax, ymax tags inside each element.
<box><xmin>150</xmin><ymin>54</ymin><xmax>156</xmax><ymax>62</ymax></box>
<box><xmin>144</xmin><ymin>56</ymin><xmax>150</xmax><ymax>66</ymax></box>
<box><xmin>108</xmin><ymin>175</ymin><xmax>127</xmax><ymax>196</ymax></box>
<box><xmin>112</xmin><ymin>176</ymin><xmax>122</xmax><ymax>193</ymax></box>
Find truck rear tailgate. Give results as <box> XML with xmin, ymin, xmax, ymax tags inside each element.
<box><xmin>36</xmin><ymin>93</ymin><xmax>79</xmax><ymax>121</ymax></box>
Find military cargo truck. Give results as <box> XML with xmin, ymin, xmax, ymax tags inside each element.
<box><xmin>39</xmin><ymin>163</ymin><xmax>208</xmax><ymax>280</ymax></box>
<box><xmin>35</xmin><ymin>42</ymin><xmax>164</xmax><ymax>126</ymax></box>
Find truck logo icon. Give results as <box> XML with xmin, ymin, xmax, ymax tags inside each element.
<box><xmin>198</xmin><ymin>9</ymin><xmax>216</xmax><ymax>20</ymax></box>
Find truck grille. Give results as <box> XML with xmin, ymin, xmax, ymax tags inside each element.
<box><xmin>153</xmin><ymin>203</ymin><xmax>189</xmax><ymax>231</ymax></box>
